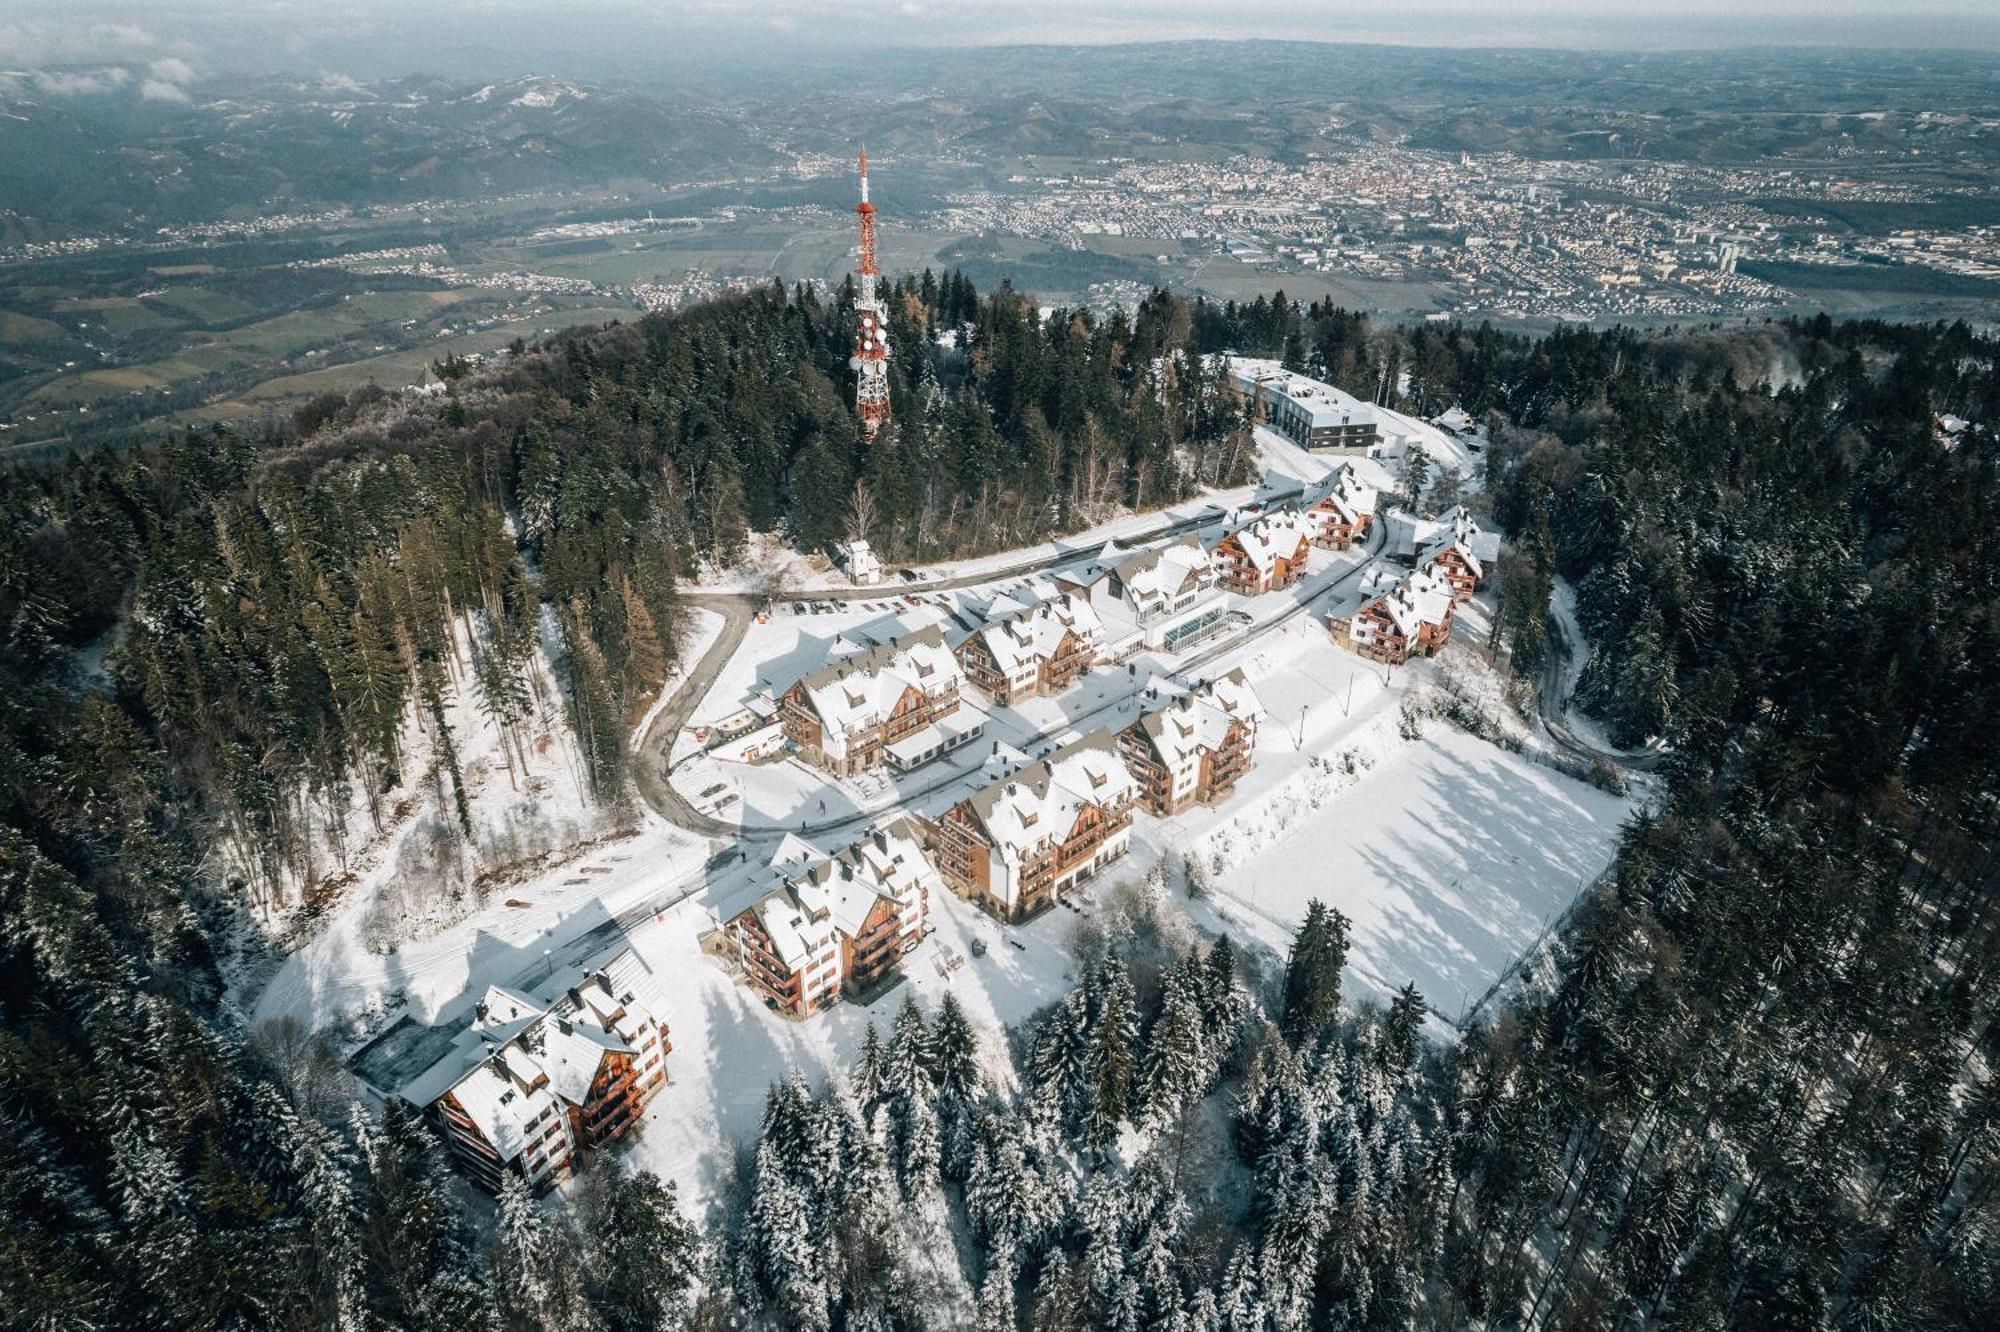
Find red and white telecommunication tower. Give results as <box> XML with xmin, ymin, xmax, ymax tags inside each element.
<box><xmin>850</xmin><ymin>148</ymin><xmax>891</xmax><ymax>439</ymax></box>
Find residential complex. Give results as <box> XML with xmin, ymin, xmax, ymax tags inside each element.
<box><xmin>927</xmin><ymin>730</ymin><xmax>1140</xmax><ymax>922</ymax></box>
<box><xmin>780</xmin><ymin>625</ymin><xmax>965</xmax><ymax>775</ymax></box>
<box><xmin>1118</xmin><ymin>671</ymin><xmax>1266</xmax><ymax>815</ymax></box>
<box><xmin>724</xmin><ymin>819</ymin><xmax>938</xmax><ymax>1018</ymax></box>
<box><xmin>400</xmin><ymin>954</ymin><xmax>671</xmax><ymax>1193</ymax></box>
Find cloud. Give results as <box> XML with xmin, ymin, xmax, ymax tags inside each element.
<box><xmin>31</xmin><ymin>66</ymin><xmax>130</xmax><ymax>96</ymax></box>
<box><xmin>140</xmin><ymin>78</ymin><xmax>189</xmax><ymax>101</ymax></box>
<box><xmin>0</xmin><ymin>20</ymin><xmax>158</xmax><ymax>65</ymax></box>
<box><xmin>149</xmin><ymin>56</ymin><xmax>196</xmax><ymax>84</ymax></box>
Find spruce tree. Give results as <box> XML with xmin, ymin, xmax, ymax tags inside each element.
<box><xmin>1281</xmin><ymin>899</ymin><xmax>1350</xmax><ymax>1045</ymax></box>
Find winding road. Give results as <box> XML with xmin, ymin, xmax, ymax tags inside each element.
<box><xmin>1534</xmin><ymin>602</ymin><xmax>1668</xmax><ymax>774</ymax></box>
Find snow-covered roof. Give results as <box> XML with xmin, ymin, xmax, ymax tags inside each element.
<box><xmin>1226</xmin><ymin>356</ymin><xmax>1383</xmax><ymax>431</ymax></box>
<box><xmin>1129</xmin><ymin>669</ymin><xmax>1265</xmax><ymax>768</ymax></box>
<box><xmin>730</xmin><ymin>819</ymin><xmax>939</xmax><ymax>970</ymax></box>
<box><xmin>1361</xmin><ymin>567</ymin><xmax>1457</xmax><ymax>640</ymax></box>
<box><xmin>1219</xmin><ymin>509</ymin><xmax>1314</xmax><ymax>572</ymax></box>
<box><xmin>885</xmin><ymin>709</ymin><xmax>986</xmax><ymax>767</ymax></box>
<box><xmin>789</xmin><ymin>625</ymin><xmax>961</xmax><ymax>737</ymax></box>
<box><xmin>1303</xmin><ymin>462</ymin><xmax>1379</xmax><ymax>526</ymax></box>
<box><xmin>967</xmin><ymin>592</ymin><xmax>1103</xmax><ymax>675</ymax></box>
<box><xmin>402</xmin><ymin>958</ymin><xmax>665</xmax><ymax>1162</ymax></box>
<box><xmin>960</xmin><ymin>730</ymin><xmax>1137</xmax><ymax>864</ymax></box>
<box><xmin>1109</xmin><ymin>536</ymin><xmax>1215</xmax><ymax>614</ymax></box>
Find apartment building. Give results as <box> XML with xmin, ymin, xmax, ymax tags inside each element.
<box><xmin>1118</xmin><ymin>670</ymin><xmax>1266</xmax><ymax>815</ymax></box>
<box><xmin>401</xmin><ymin>954</ymin><xmax>671</xmax><ymax>1193</ymax></box>
<box><xmin>1225</xmin><ymin>357</ymin><xmax>1385</xmax><ymax>454</ymax></box>
<box><xmin>781</xmin><ymin>625</ymin><xmax>963</xmax><ymax>775</ymax></box>
<box><xmin>1330</xmin><ymin>567</ymin><xmax>1458</xmax><ymax>665</ymax></box>
<box><xmin>1303</xmin><ymin>463</ymin><xmax>1380</xmax><ymax>550</ymax></box>
<box><xmin>1214</xmin><ymin>509</ymin><xmax>1315</xmax><ymax>596</ymax></box>
<box><xmin>956</xmin><ymin>592</ymin><xmax>1103</xmax><ymax>706</ymax></box>
<box><xmin>726</xmin><ymin>819</ymin><xmax>938</xmax><ymax>1018</ymax></box>
<box><xmin>927</xmin><ymin>730</ymin><xmax>1139</xmax><ymax>922</ymax></box>
<box><xmin>1056</xmin><ymin>536</ymin><xmax>1228</xmax><ymax>656</ymax></box>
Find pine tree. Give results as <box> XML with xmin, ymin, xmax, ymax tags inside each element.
<box><xmin>1084</xmin><ymin>963</ymin><xmax>1139</xmax><ymax>1153</ymax></box>
<box><xmin>1140</xmin><ymin>967</ymin><xmax>1212</xmax><ymax>1130</ymax></box>
<box><xmin>1281</xmin><ymin>899</ymin><xmax>1350</xmax><ymax>1045</ymax></box>
<box><xmin>885</xmin><ymin>996</ymin><xmax>935</xmax><ymax>1105</ymax></box>
<box><xmin>932</xmin><ymin>991</ymin><xmax>980</xmax><ymax>1106</ymax></box>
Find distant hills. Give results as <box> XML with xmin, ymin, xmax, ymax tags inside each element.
<box><xmin>0</xmin><ymin>73</ymin><xmax>780</xmax><ymax>236</ymax></box>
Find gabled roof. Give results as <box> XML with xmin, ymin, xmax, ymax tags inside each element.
<box><xmin>790</xmin><ymin>624</ymin><xmax>960</xmax><ymax>736</ymax></box>
<box><xmin>1220</xmin><ymin>509</ymin><xmax>1314</xmax><ymax>572</ymax></box>
<box><xmin>1130</xmin><ymin>673</ymin><xmax>1264</xmax><ymax>769</ymax></box>
<box><xmin>1360</xmin><ymin>567</ymin><xmax>1457</xmax><ymax>639</ymax></box>
<box><xmin>1109</xmin><ymin>536</ymin><xmax>1214</xmax><ymax>610</ymax></box>
<box><xmin>404</xmin><ymin>960</ymin><xmax>666</xmax><ymax>1163</ymax></box>
<box><xmin>961</xmin><ymin>730</ymin><xmax>1138</xmax><ymax>864</ymax></box>
<box><xmin>967</xmin><ymin>592</ymin><xmax>1103</xmax><ymax>675</ymax></box>
<box><xmin>731</xmin><ymin>819</ymin><xmax>940</xmax><ymax>969</ymax></box>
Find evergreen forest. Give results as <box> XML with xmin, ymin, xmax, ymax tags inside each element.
<box><xmin>2</xmin><ymin>276</ymin><xmax>1997</xmax><ymax>1330</ymax></box>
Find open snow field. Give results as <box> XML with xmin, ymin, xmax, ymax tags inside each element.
<box><xmin>1191</xmin><ymin>725</ymin><xmax>1629</xmax><ymax>1025</ymax></box>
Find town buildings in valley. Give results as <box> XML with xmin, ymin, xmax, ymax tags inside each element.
<box><xmin>724</xmin><ymin>819</ymin><xmax>938</xmax><ymax>1018</ymax></box>
<box><xmin>780</xmin><ymin>625</ymin><xmax>967</xmax><ymax>775</ymax></box>
<box><xmin>1118</xmin><ymin>670</ymin><xmax>1266</xmax><ymax>815</ymax></box>
<box><xmin>1330</xmin><ymin>566</ymin><xmax>1459</xmax><ymax>665</ymax></box>
<box><xmin>927</xmin><ymin>729</ymin><xmax>1139</xmax><ymax>922</ymax></box>
<box><xmin>956</xmin><ymin>592</ymin><xmax>1103</xmax><ymax>706</ymax></box>
<box><xmin>399</xmin><ymin>953</ymin><xmax>670</xmax><ymax>1192</ymax></box>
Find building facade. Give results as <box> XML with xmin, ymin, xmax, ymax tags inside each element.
<box><xmin>405</xmin><ymin>957</ymin><xmax>671</xmax><ymax>1193</ymax></box>
<box><xmin>1225</xmin><ymin>357</ymin><xmax>1385</xmax><ymax>454</ymax></box>
<box><xmin>1056</xmin><ymin>536</ymin><xmax>1228</xmax><ymax>656</ymax></box>
<box><xmin>1214</xmin><ymin>510</ymin><xmax>1315</xmax><ymax>596</ymax></box>
<box><xmin>780</xmin><ymin>626</ymin><xmax>963</xmax><ymax>776</ymax></box>
<box><xmin>1330</xmin><ymin>568</ymin><xmax>1458</xmax><ymax>665</ymax></box>
<box><xmin>1117</xmin><ymin>670</ymin><xmax>1266</xmax><ymax>815</ymax></box>
<box><xmin>727</xmin><ymin>820</ymin><xmax>938</xmax><ymax>1018</ymax></box>
<box><xmin>1304</xmin><ymin>463</ymin><xmax>1380</xmax><ymax>550</ymax></box>
<box><xmin>927</xmin><ymin>730</ymin><xmax>1138</xmax><ymax>922</ymax></box>
<box><xmin>956</xmin><ymin>593</ymin><xmax>1103</xmax><ymax>706</ymax></box>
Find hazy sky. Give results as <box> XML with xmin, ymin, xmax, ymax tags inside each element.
<box><xmin>3</xmin><ymin>1</ymin><xmax>1997</xmax><ymax>83</ymax></box>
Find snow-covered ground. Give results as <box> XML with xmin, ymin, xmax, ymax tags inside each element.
<box><xmin>613</xmin><ymin>881</ymin><xmax>1090</xmax><ymax>1211</ymax></box>
<box><xmin>252</xmin><ymin>816</ymin><xmax>714</xmax><ymax>1044</ymax></box>
<box><xmin>682</xmin><ymin>487</ymin><xmax>1252</xmax><ymax>595</ymax></box>
<box><xmin>267</xmin><ymin>465</ymin><xmax>1638</xmax><ymax>1216</ymax></box>
<box><xmin>671</xmin><ymin>538</ymin><xmax>1375</xmax><ymax>833</ymax></box>
<box><xmin>1186</xmin><ymin>724</ymin><xmax>1628</xmax><ymax>1026</ymax></box>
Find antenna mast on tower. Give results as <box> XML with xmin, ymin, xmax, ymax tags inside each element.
<box><xmin>850</xmin><ymin>148</ymin><xmax>891</xmax><ymax>439</ymax></box>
